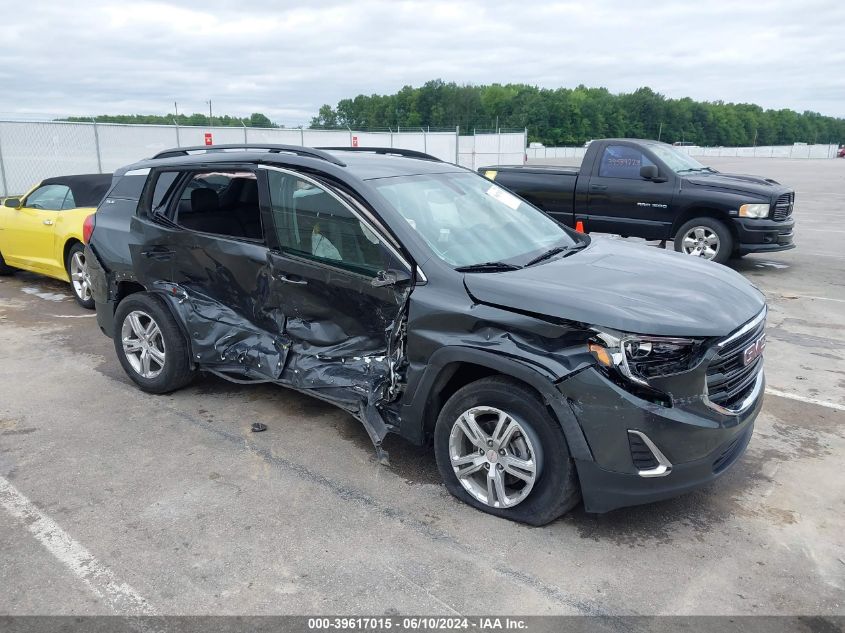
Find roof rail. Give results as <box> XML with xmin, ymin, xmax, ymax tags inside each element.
<box><xmin>151</xmin><ymin>144</ymin><xmax>346</xmax><ymax>166</ymax></box>
<box><xmin>317</xmin><ymin>147</ymin><xmax>442</xmax><ymax>162</ymax></box>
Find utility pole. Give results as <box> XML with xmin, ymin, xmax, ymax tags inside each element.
<box><xmin>206</xmin><ymin>100</ymin><xmax>213</xmax><ymax>127</ymax></box>
<box><xmin>657</xmin><ymin>122</ymin><xmax>663</xmax><ymax>142</ymax></box>
<box><xmin>174</xmin><ymin>102</ymin><xmax>179</xmax><ymax>118</ymax></box>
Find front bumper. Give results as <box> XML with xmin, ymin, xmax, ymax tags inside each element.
<box><xmin>734</xmin><ymin>217</ymin><xmax>795</xmax><ymax>255</ymax></box>
<box><xmin>557</xmin><ymin>366</ymin><xmax>762</xmax><ymax>513</ymax></box>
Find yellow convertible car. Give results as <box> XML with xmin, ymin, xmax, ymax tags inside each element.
<box><xmin>0</xmin><ymin>174</ymin><xmax>112</xmax><ymax>308</ymax></box>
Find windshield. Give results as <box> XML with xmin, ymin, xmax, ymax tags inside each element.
<box><xmin>371</xmin><ymin>172</ymin><xmax>578</xmax><ymax>268</ymax></box>
<box><xmin>649</xmin><ymin>144</ymin><xmax>710</xmax><ymax>173</ymax></box>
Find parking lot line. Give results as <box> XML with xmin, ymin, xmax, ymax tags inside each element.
<box><xmin>0</xmin><ymin>476</ymin><xmax>155</xmax><ymax>615</ymax></box>
<box><xmin>765</xmin><ymin>388</ymin><xmax>845</xmax><ymax>412</ymax></box>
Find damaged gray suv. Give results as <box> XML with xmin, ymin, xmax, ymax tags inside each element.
<box><xmin>85</xmin><ymin>144</ymin><xmax>766</xmax><ymax>525</ymax></box>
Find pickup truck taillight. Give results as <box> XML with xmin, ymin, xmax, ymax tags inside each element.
<box><xmin>82</xmin><ymin>214</ymin><xmax>96</xmax><ymax>244</ymax></box>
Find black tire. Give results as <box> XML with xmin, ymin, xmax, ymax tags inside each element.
<box><xmin>434</xmin><ymin>376</ymin><xmax>580</xmax><ymax>526</ymax></box>
<box><xmin>113</xmin><ymin>292</ymin><xmax>196</xmax><ymax>394</ymax></box>
<box><xmin>673</xmin><ymin>217</ymin><xmax>734</xmax><ymax>265</ymax></box>
<box><xmin>66</xmin><ymin>243</ymin><xmax>95</xmax><ymax>309</ymax></box>
<box><xmin>0</xmin><ymin>250</ymin><xmax>16</xmax><ymax>275</ymax></box>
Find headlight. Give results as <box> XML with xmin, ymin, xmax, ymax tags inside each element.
<box><xmin>739</xmin><ymin>203</ymin><xmax>770</xmax><ymax>218</ymax></box>
<box><xmin>589</xmin><ymin>330</ymin><xmax>703</xmax><ymax>385</ymax></box>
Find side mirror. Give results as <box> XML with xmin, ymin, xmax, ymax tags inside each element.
<box><xmin>640</xmin><ymin>165</ymin><xmax>659</xmax><ymax>180</ymax></box>
<box><xmin>371</xmin><ymin>268</ymin><xmax>412</xmax><ymax>288</ymax></box>
<box><xmin>3</xmin><ymin>197</ymin><xmax>21</xmax><ymax>209</ymax></box>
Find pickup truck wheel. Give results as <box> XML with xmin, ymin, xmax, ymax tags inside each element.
<box><xmin>434</xmin><ymin>376</ymin><xmax>580</xmax><ymax>525</ymax></box>
<box><xmin>66</xmin><ymin>243</ymin><xmax>94</xmax><ymax>309</ymax></box>
<box><xmin>0</xmin><ymin>250</ymin><xmax>16</xmax><ymax>275</ymax></box>
<box><xmin>113</xmin><ymin>293</ymin><xmax>196</xmax><ymax>394</ymax></box>
<box><xmin>674</xmin><ymin>218</ymin><xmax>733</xmax><ymax>264</ymax></box>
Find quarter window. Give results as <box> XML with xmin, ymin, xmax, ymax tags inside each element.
<box><xmin>25</xmin><ymin>184</ymin><xmax>71</xmax><ymax>211</ymax></box>
<box><xmin>266</xmin><ymin>170</ymin><xmax>390</xmax><ymax>277</ymax></box>
<box><xmin>598</xmin><ymin>146</ymin><xmax>656</xmax><ymax>179</ymax></box>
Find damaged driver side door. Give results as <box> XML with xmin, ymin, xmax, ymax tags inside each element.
<box><xmin>262</xmin><ymin>166</ymin><xmax>414</xmax><ymax>408</ymax></box>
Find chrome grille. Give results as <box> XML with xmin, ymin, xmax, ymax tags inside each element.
<box><xmin>772</xmin><ymin>192</ymin><xmax>794</xmax><ymax>221</ymax></box>
<box><xmin>706</xmin><ymin>311</ymin><xmax>766</xmax><ymax>411</ymax></box>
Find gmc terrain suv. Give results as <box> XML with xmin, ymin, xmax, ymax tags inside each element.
<box><xmin>85</xmin><ymin>144</ymin><xmax>766</xmax><ymax>525</ymax></box>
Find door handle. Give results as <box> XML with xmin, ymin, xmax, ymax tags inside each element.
<box><xmin>43</xmin><ymin>219</ymin><xmax>54</xmax><ymax>226</ymax></box>
<box><xmin>275</xmin><ymin>273</ymin><xmax>308</xmax><ymax>285</ymax></box>
<box><xmin>590</xmin><ymin>184</ymin><xmax>608</xmax><ymax>192</ymax></box>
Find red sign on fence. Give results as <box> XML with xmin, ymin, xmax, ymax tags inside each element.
<box><xmin>351</xmin><ymin>135</ymin><xmax>359</xmax><ymax>147</ymax></box>
<box><xmin>204</xmin><ymin>132</ymin><xmax>213</xmax><ymax>146</ymax></box>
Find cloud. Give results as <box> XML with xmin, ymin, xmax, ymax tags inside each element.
<box><xmin>0</xmin><ymin>0</ymin><xmax>843</xmax><ymax>123</ymax></box>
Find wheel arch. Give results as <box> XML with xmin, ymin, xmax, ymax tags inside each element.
<box><xmin>671</xmin><ymin>206</ymin><xmax>738</xmax><ymax>243</ymax></box>
<box><xmin>62</xmin><ymin>238</ymin><xmax>84</xmax><ymax>269</ymax></box>
<box><xmin>400</xmin><ymin>347</ymin><xmax>592</xmax><ymax>461</ymax></box>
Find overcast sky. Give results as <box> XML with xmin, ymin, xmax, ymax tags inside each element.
<box><xmin>1</xmin><ymin>0</ymin><xmax>843</xmax><ymax>124</ymax></box>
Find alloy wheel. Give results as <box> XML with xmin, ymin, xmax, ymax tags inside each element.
<box><xmin>121</xmin><ymin>310</ymin><xmax>166</xmax><ymax>379</ymax></box>
<box><xmin>448</xmin><ymin>406</ymin><xmax>539</xmax><ymax>508</ymax></box>
<box><xmin>70</xmin><ymin>251</ymin><xmax>92</xmax><ymax>302</ymax></box>
<box><xmin>681</xmin><ymin>226</ymin><xmax>720</xmax><ymax>260</ymax></box>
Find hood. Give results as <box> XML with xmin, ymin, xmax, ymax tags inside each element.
<box><xmin>463</xmin><ymin>238</ymin><xmax>765</xmax><ymax>338</ymax></box>
<box><xmin>684</xmin><ymin>171</ymin><xmax>789</xmax><ymax>199</ymax></box>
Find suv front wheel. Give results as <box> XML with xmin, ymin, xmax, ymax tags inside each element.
<box><xmin>113</xmin><ymin>293</ymin><xmax>196</xmax><ymax>394</ymax></box>
<box><xmin>433</xmin><ymin>376</ymin><xmax>580</xmax><ymax>525</ymax></box>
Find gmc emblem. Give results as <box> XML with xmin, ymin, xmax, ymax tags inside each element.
<box><xmin>743</xmin><ymin>334</ymin><xmax>766</xmax><ymax>365</ymax></box>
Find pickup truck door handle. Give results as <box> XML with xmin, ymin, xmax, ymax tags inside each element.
<box><xmin>275</xmin><ymin>273</ymin><xmax>308</xmax><ymax>285</ymax></box>
<box><xmin>590</xmin><ymin>184</ymin><xmax>608</xmax><ymax>192</ymax></box>
<box><xmin>140</xmin><ymin>247</ymin><xmax>175</xmax><ymax>261</ymax></box>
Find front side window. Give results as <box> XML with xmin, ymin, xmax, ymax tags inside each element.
<box><xmin>371</xmin><ymin>172</ymin><xmax>576</xmax><ymax>268</ymax></box>
<box><xmin>266</xmin><ymin>169</ymin><xmax>391</xmax><ymax>277</ymax></box>
<box><xmin>598</xmin><ymin>146</ymin><xmax>656</xmax><ymax>179</ymax></box>
<box><xmin>172</xmin><ymin>170</ymin><xmax>262</xmax><ymax>241</ymax></box>
<box><xmin>25</xmin><ymin>184</ymin><xmax>71</xmax><ymax>210</ymax></box>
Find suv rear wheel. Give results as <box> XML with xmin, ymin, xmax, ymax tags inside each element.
<box><xmin>433</xmin><ymin>376</ymin><xmax>580</xmax><ymax>525</ymax></box>
<box><xmin>113</xmin><ymin>293</ymin><xmax>196</xmax><ymax>394</ymax></box>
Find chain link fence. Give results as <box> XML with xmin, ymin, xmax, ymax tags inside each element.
<box><xmin>0</xmin><ymin>120</ymin><xmax>527</xmax><ymax>196</ymax></box>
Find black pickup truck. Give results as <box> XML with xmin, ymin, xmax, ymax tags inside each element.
<box><xmin>481</xmin><ymin>138</ymin><xmax>796</xmax><ymax>264</ymax></box>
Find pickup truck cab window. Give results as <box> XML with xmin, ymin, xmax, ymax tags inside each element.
<box><xmin>371</xmin><ymin>172</ymin><xmax>576</xmax><ymax>268</ymax></box>
<box><xmin>598</xmin><ymin>145</ymin><xmax>656</xmax><ymax>179</ymax></box>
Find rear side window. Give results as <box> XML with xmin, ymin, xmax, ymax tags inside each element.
<box><xmin>151</xmin><ymin>172</ymin><xmax>180</xmax><ymax>211</ymax></box>
<box><xmin>108</xmin><ymin>175</ymin><xmax>147</xmax><ymax>200</ymax></box>
<box><xmin>171</xmin><ymin>170</ymin><xmax>263</xmax><ymax>241</ymax></box>
<box><xmin>598</xmin><ymin>145</ymin><xmax>655</xmax><ymax>179</ymax></box>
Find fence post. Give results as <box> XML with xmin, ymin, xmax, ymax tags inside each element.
<box><xmin>421</xmin><ymin>127</ymin><xmax>427</xmax><ymax>153</ymax></box>
<box><xmin>347</xmin><ymin>126</ymin><xmax>353</xmax><ymax>147</ymax></box>
<box><xmin>389</xmin><ymin>128</ymin><xmax>394</xmax><ymax>148</ymax></box>
<box><xmin>496</xmin><ymin>128</ymin><xmax>501</xmax><ymax>165</ymax></box>
<box><xmin>0</xmin><ymin>124</ymin><xmax>8</xmax><ymax>197</ymax></box>
<box><xmin>455</xmin><ymin>125</ymin><xmax>459</xmax><ymax>164</ymax></box>
<box><xmin>524</xmin><ymin>127</ymin><xmax>528</xmax><ymax>164</ymax></box>
<box><xmin>242</xmin><ymin>121</ymin><xmax>248</xmax><ymax>143</ymax></box>
<box><xmin>300</xmin><ymin>127</ymin><xmax>305</xmax><ymax>146</ymax></box>
<box><xmin>91</xmin><ymin>119</ymin><xmax>103</xmax><ymax>173</ymax></box>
